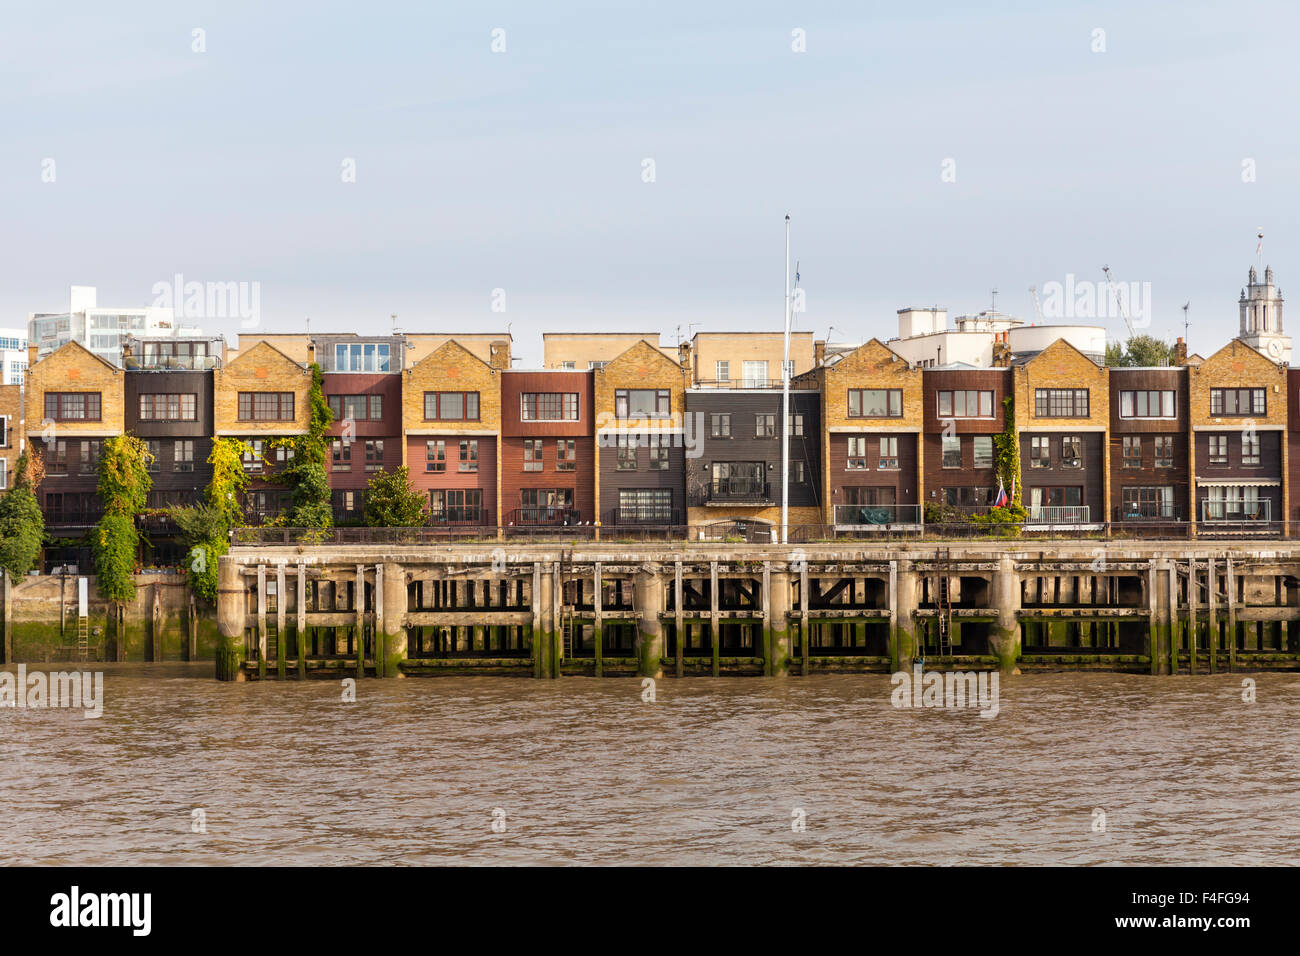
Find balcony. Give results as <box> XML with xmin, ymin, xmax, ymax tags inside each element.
<box><xmin>1201</xmin><ymin>499</ymin><xmax>1271</xmax><ymax>523</ymax></box>
<box><xmin>1113</xmin><ymin>504</ymin><xmax>1181</xmax><ymax>522</ymax></box>
<box><xmin>1027</xmin><ymin>505</ymin><xmax>1091</xmax><ymax>524</ymax></box>
<box><xmin>601</xmin><ymin>508</ymin><xmax>683</xmax><ymax>527</ymax></box>
<box><xmin>701</xmin><ymin>478</ymin><xmax>772</xmax><ymax>505</ymax></box>
<box><xmin>125</xmin><ymin>353</ymin><xmax>221</xmax><ymax>371</ymax></box>
<box><xmin>692</xmin><ymin>378</ymin><xmax>807</xmax><ymax>390</ymax></box>
<box><xmin>507</xmin><ymin>506</ymin><xmax>582</xmax><ymax>526</ymax></box>
<box><xmin>833</xmin><ymin>503</ymin><xmax>922</xmax><ymax>527</ymax></box>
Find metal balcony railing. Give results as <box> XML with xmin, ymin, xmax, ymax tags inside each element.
<box><xmin>1201</xmin><ymin>499</ymin><xmax>1271</xmax><ymax>522</ymax></box>
<box><xmin>601</xmin><ymin>508</ymin><xmax>683</xmax><ymax>527</ymax></box>
<box><xmin>125</xmin><ymin>354</ymin><xmax>222</xmax><ymax>371</ymax></box>
<box><xmin>1113</xmin><ymin>503</ymin><xmax>1181</xmax><ymax>521</ymax></box>
<box><xmin>834</xmin><ymin>503</ymin><xmax>922</xmax><ymax>525</ymax></box>
<box><xmin>507</xmin><ymin>506</ymin><xmax>581</xmax><ymax>526</ymax></box>
<box><xmin>707</xmin><ymin>478</ymin><xmax>771</xmax><ymax>502</ymax></box>
<box><xmin>1027</xmin><ymin>505</ymin><xmax>1091</xmax><ymax>524</ymax></box>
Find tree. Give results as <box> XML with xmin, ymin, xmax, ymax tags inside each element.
<box><xmin>364</xmin><ymin>466</ymin><xmax>429</xmax><ymax>526</ymax></box>
<box><xmin>171</xmin><ymin>503</ymin><xmax>229</xmax><ymax>604</ymax></box>
<box><xmin>0</xmin><ymin>451</ymin><xmax>45</xmax><ymax>578</ymax></box>
<box><xmin>1106</xmin><ymin>335</ymin><xmax>1176</xmax><ymax>367</ymax></box>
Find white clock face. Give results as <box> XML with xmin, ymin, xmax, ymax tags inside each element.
<box><xmin>1268</xmin><ymin>339</ymin><xmax>1284</xmax><ymax>357</ymax></box>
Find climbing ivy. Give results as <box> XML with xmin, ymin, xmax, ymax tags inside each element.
<box><xmin>277</xmin><ymin>363</ymin><xmax>334</xmax><ymax>529</ymax></box>
<box><xmin>93</xmin><ymin>436</ymin><xmax>153</xmax><ymax>602</ymax></box>
<box><xmin>993</xmin><ymin>395</ymin><xmax>1021</xmax><ymax>502</ymax></box>
<box><xmin>207</xmin><ymin>436</ymin><xmax>252</xmax><ymax>527</ymax></box>
<box><xmin>0</xmin><ymin>450</ymin><xmax>45</xmax><ymax>579</ymax></box>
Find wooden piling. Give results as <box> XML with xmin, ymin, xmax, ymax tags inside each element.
<box><xmin>297</xmin><ymin>564</ymin><xmax>307</xmax><ymax>679</ymax></box>
<box><xmin>674</xmin><ymin>561</ymin><xmax>683</xmax><ymax>678</ymax></box>
<box><xmin>593</xmin><ymin>562</ymin><xmax>603</xmax><ymax>678</ymax></box>
<box><xmin>1226</xmin><ymin>557</ymin><xmax>1237</xmax><ymax>673</ymax></box>
<box><xmin>276</xmin><ymin>563</ymin><xmax>287</xmax><ymax>679</ymax></box>
<box><xmin>710</xmin><ymin>560</ymin><xmax>720</xmax><ymax>677</ymax></box>
<box><xmin>256</xmin><ymin>564</ymin><xmax>267</xmax><ymax>680</ymax></box>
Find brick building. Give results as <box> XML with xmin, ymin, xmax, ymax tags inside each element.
<box><xmin>500</xmin><ymin>369</ymin><xmax>595</xmax><ymax>527</ymax></box>
<box><xmin>921</xmin><ymin>365</ymin><xmax>1012</xmax><ymax>514</ymax></box>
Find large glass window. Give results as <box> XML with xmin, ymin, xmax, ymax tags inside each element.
<box><xmin>1210</xmin><ymin>388</ymin><xmax>1265</xmax><ymax>416</ymax></box>
<box><xmin>936</xmin><ymin>390</ymin><xmax>994</xmax><ymax>418</ymax></box>
<box><xmin>424</xmin><ymin>392</ymin><xmax>479</xmax><ymax>420</ymax></box>
<box><xmin>848</xmin><ymin>389</ymin><xmax>902</xmax><ymax>418</ymax></box>
<box><xmin>1034</xmin><ymin>389</ymin><xmax>1089</xmax><ymax>418</ymax></box>
<box><xmin>1119</xmin><ymin>390</ymin><xmax>1175</xmax><ymax>418</ymax></box>
<box><xmin>521</xmin><ymin>393</ymin><xmax>579</xmax><ymax>421</ymax></box>
<box><xmin>615</xmin><ymin>389</ymin><xmax>670</xmax><ymax>419</ymax></box>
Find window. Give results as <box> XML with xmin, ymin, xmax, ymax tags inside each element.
<box><xmin>429</xmin><ymin>489</ymin><xmax>482</xmax><ymax>524</ymax></box>
<box><xmin>328</xmin><ymin>394</ymin><xmax>383</xmax><ymax>421</ymax></box>
<box><xmin>618</xmin><ymin>489</ymin><xmax>673</xmax><ymax>524</ymax></box>
<box><xmin>145</xmin><ymin>440</ymin><xmax>161</xmax><ymax>473</ymax></box>
<box><xmin>560</xmin><ymin>361</ymin><xmax>576</xmax><ymax>370</ymax></box>
<box><xmin>615</xmin><ymin>389</ymin><xmax>670</xmax><ymax>419</ymax></box>
<box><xmin>1123</xmin><ymin>436</ymin><xmax>1142</xmax><ymax>468</ymax></box>
<box><xmin>45</xmin><ymin>392</ymin><xmax>101</xmax><ymax>421</ymax></box>
<box><xmin>741</xmin><ymin>360</ymin><xmax>769</xmax><ymax>387</ymax></box>
<box><xmin>710</xmin><ymin>413</ymin><xmax>731</xmax><ymax>438</ymax></box>
<box><xmin>942</xmin><ymin>435</ymin><xmax>961</xmax><ymax>468</ymax></box>
<box><xmin>365</xmin><ymin>440</ymin><xmax>384</xmax><ymax>472</ymax></box>
<box><xmin>47</xmin><ymin>440</ymin><xmax>68</xmax><ymax>475</ymax></box>
<box><xmin>1030</xmin><ymin>436</ymin><xmax>1050</xmax><ymax>468</ymax></box>
<box><xmin>79</xmin><ymin>441</ymin><xmax>102</xmax><ymax>475</ymax></box>
<box><xmin>242</xmin><ymin>439</ymin><xmax>265</xmax><ymax>473</ymax></box>
<box><xmin>425</xmin><ymin>440</ymin><xmax>446</xmax><ymax>472</ymax></box>
<box><xmin>1208</xmin><ymin>435</ymin><xmax>1228</xmax><ymax>464</ymax></box>
<box><xmin>617</xmin><ymin>435</ymin><xmax>638</xmax><ymax>470</ymax></box>
<box><xmin>1242</xmin><ymin>432</ymin><xmax>1261</xmax><ymax>466</ymax></box>
<box><xmin>334</xmin><ymin>489</ymin><xmax>360</xmax><ymax>514</ymax></box>
<box><xmin>588</xmin><ymin>361</ymin><xmax>608</xmax><ymax>370</ymax></box>
<box><xmin>333</xmin><ymin>343</ymin><xmax>391</xmax><ymax>372</ymax></box>
<box><xmin>879</xmin><ymin>437</ymin><xmax>899</xmax><ymax>470</ymax></box>
<box><xmin>973</xmin><ymin>436</ymin><xmax>994</xmax><ymax>468</ymax></box>
<box><xmin>174</xmin><ymin>440</ymin><xmax>194</xmax><ymax>473</ymax></box>
<box><xmin>792</xmin><ymin>460</ymin><xmax>806</xmax><ymax>483</ymax></box>
<box><xmin>424</xmin><ymin>392</ymin><xmax>479</xmax><ymax>421</ymax></box>
<box><xmin>1210</xmin><ymin>388</ymin><xmax>1265</xmax><ymax>416</ymax></box>
<box><xmin>1060</xmin><ymin>436</ymin><xmax>1082</xmax><ymax>468</ymax></box>
<box><xmin>788</xmin><ymin>413</ymin><xmax>804</xmax><ymax>436</ymax></box>
<box><xmin>520</xmin><ymin>488</ymin><xmax>575</xmax><ymax>521</ymax></box>
<box><xmin>458</xmin><ymin>439</ymin><xmax>479</xmax><ymax>472</ymax></box>
<box><xmin>556</xmin><ymin>439</ymin><xmax>576</xmax><ymax>471</ymax></box>
<box><xmin>0</xmin><ymin>458</ymin><xmax>5</xmax><ymax>491</ymax></box>
<box><xmin>936</xmin><ymin>390</ymin><xmax>994</xmax><ymax>418</ymax></box>
<box><xmin>524</xmin><ymin>438</ymin><xmax>544</xmax><ymax>471</ymax></box>
<box><xmin>712</xmin><ymin>461</ymin><xmax>765</xmax><ymax>496</ymax></box>
<box><xmin>715</xmin><ymin>360</ymin><xmax>730</xmax><ymax>382</ymax></box>
<box><xmin>521</xmin><ymin>393</ymin><xmax>579</xmax><ymax>421</ymax></box>
<box><xmin>1029</xmin><ymin>487</ymin><xmax>1083</xmax><ymax>508</ymax></box>
<box><xmin>1034</xmin><ymin>389</ymin><xmax>1089</xmax><ymax>418</ymax></box>
<box><xmin>755</xmin><ymin>414</ymin><xmax>777</xmax><ymax>438</ymax></box>
<box><xmin>944</xmin><ymin>487</ymin><xmax>996</xmax><ymax>507</ymax></box>
<box><xmin>846</xmin><ymin>437</ymin><xmax>868</xmax><ymax>470</ymax></box>
<box><xmin>1154</xmin><ymin>436</ymin><xmax>1174</xmax><ymax>468</ymax></box>
<box><xmin>238</xmin><ymin>392</ymin><xmax>294</xmax><ymax>421</ymax></box>
<box><xmin>1122</xmin><ymin>486</ymin><xmax>1175</xmax><ymax>519</ymax></box>
<box><xmin>848</xmin><ymin>389</ymin><xmax>902</xmax><ymax>418</ymax></box>
<box><xmin>138</xmin><ymin>393</ymin><xmax>197</xmax><ymax>421</ymax></box>
<box><xmin>275</xmin><ymin>444</ymin><xmax>294</xmax><ymax>463</ymax></box>
<box><xmin>1119</xmin><ymin>390</ymin><xmax>1175</xmax><ymax>418</ymax></box>
<box><xmin>648</xmin><ymin>434</ymin><xmax>670</xmax><ymax>470</ymax></box>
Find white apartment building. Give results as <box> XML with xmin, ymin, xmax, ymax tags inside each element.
<box><xmin>0</xmin><ymin>326</ymin><xmax>27</xmax><ymax>385</ymax></box>
<box><xmin>886</xmin><ymin>306</ymin><xmax>1106</xmax><ymax>367</ymax></box>
<box><xmin>28</xmin><ymin>285</ymin><xmax>202</xmax><ymax>367</ymax></box>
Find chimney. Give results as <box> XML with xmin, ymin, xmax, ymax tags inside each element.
<box><xmin>489</xmin><ymin>340</ymin><xmax>510</xmax><ymax>370</ymax></box>
<box><xmin>306</xmin><ymin>341</ymin><xmax>316</xmax><ymax>367</ymax></box>
<box><xmin>1173</xmin><ymin>336</ymin><xmax>1188</xmax><ymax>366</ymax></box>
<box><xmin>678</xmin><ymin>341</ymin><xmax>692</xmax><ymax>379</ymax></box>
<box><xmin>992</xmin><ymin>336</ymin><xmax>1011</xmax><ymax>368</ymax></box>
<box><xmin>814</xmin><ymin>339</ymin><xmax>826</xmax><ymax>367</ymax></box>
<box><xmin>28</xmin><ymin>344</ymin><xmax>39</xmax><ymax>369</ymax></box>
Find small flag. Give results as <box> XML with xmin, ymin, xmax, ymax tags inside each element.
<box><xmin>993</xmin><ymin>483</ymin><xmax>1008</xmax><ymax>508</ymax></box>
<box><xmin>795</xmin><ymin>269</ymin><xmax>800</xmax><ymax>283</ymax></box>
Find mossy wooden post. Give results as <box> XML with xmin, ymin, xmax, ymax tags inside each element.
<box><xmin>1208</xmin><ymin>557</ymin><xmax>1218</xmax><ymax>674</ymax></box>
<box><xmin>276</xmin><ymin>563</ymin><xmax>287</xmax><ymax>679</ymax></box>
<box><xmin>593</xmin><ymin>562</ymin><xmax>603</xmax><ymax>678</ymax></box>
<box><xmin>1146</xmin><ymin>560</ymin><xmax>1158</xmax><ymax>676</ymax></box>
<box><xmin>256</xmin><ymin>564</ymin><xmax>267</xmax><ymax>680</ymax></box>
<box><xmin>215</xmin><ymin>554</ymin><xmax>246</xmax><ymax>681</ymax></box>
<box><xmin>355</xmin><ymin>563</ymin><xmax>365</xmax><ymax>680</ymax></box>
<box><xmin>1188</xmin><ymin>555</ymin><xmax>1198</xmax><ymax>675</ymax></box>
<box><xmin>770</xmin><ymin>563</ymin><xmax>792</xmax><ymax>677</ymax></box>
<box><xmin>674</xmin><ymin>561</ymin><xmax>683</xmax><ymax>678</ymax></box>
<box><xmin>296</xmin><ymin>563</ymin><xmax>308</xmax><ymax>679</ymax></box>
<box><xmin>710</xmin><ymin>560</ymin><xmax>720</xmax><ymax>677</ymax></box>
<box><xmin>800</xmin><ymin>563</ymin><xmax>810</xmax><ymax>675</ymax></box>
<box><xmin>374</xmin><ymin>563</ymin><xmax>385</xmax><ymax>678</ymax></box>
<box><xmin>634</xmin><ymin>566</ymin><xmax>663</xmax><ymax>679</ymax></box>
<box><xmin>186</xmin><ymin>592</ymin><xmax>198</xmax><ymax>662</ymax></box>
<box><xmin>1167</xmin><ymin>558</ymin><xmax>1178</xmax><ymax>675</ymax></box>
<box><xmin>531</xmin><ymin>561</ymin><xmax>545</xmax><ymax>679</ymax></box>
<box><xmin>762</xmin><ymin>561</ymin><xmax>772</xmax><ymax>677</ymax></box>
<box><xmin>381</xmin><ymin>561</ymin><xmax>407</xmax><ymax>677</ymax></box>
<box><xmin>1226</xmin><ymin>557</ymin><xmax>1237</xmax><ymax>673</ymax></box>
<box><xmin>551</xmin><ymin>561</ymin><xmax>562</xmax><ymax>679</ymax></box>
<box><xmin>990</xmin><ymin>554</ymin><xmax>1021</xmax><ymax>673</ymax></box>
<box><xmin>2</xmin><ymin>569</ymin><xmax>13</xmax><ymax>665</ymax></box>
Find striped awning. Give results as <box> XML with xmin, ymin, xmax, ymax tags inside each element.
<box><xmin>1196</xmin><ymin>479</ymin><xmax>1280</xmax><ymax>487</ymax></box>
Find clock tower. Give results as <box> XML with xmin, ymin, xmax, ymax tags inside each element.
<box><xmin>1239</xmin><ymin>265</ymin><xmax>1289</xmax><ymax>363</ymax></box>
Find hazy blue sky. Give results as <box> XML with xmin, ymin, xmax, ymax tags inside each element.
<box><xmin>2</xmin><ymin>0</ymin><xmax>1296</xmax><ymax>364</ymax></box>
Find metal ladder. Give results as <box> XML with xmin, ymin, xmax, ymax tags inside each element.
<box><xmin>76</xmin><ymin>616</ymin><xmax>89</xmax><ymax>662</ymax></box>
<box><xmin>936</xmin><ymin>549</ymin><xmax>953</xmax><ymax>655</ymax></box>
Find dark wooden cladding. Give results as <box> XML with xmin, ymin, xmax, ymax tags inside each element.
<box><xmin>1108</xmin><ymin>367</ymin><xmax>1188</xmax><ymax>432</ymax></box>
<box><xmin>827</xmin><ymin>433</ymin><xmax>919</xmax><ymax>504</ymax></box>
<box><xmin>1291</xmin><ymin>369</ymin><xmax>1300</xmax><ymax>519</ymax></box>
<box><xmin>124</xmin><ymin>370</ymin><xmax>214</xmax><ymax>437</ymax></box>
<box><xmin>922</xmin><ymin>433</ymin><xmax>998</xmax><ymax>503</ymax></box>
<box><xmin>1019</xmin><ymin>432</ymin><xmax>1105</xmax><ymax>517</ymax></box>
<box><xmin>1193</xmin><ymin>430</ymin><xmax>1281</xmax><ymax>479</ymax></box>
<box><xmin>501</xmin><ymin>370</ymin><xmax>594</xmax><ymax>438</ymax></box>
<box><xmin>502</xmin><ymin>436</ymin><xmax>595</xmax><ymax>521</ymax></box>
<box><xmin>598</xmin><ymin>437</ymin><xmax>686</xmax><ymax>518</ymax></box>
<box><xmin>405</xmin><ymin>436</ymin><xmax>498</xmax><ymax>524</ymax></box>
<box><xmin>684</xmin><ymin>390</ymin><xmax>822</xmax><ymax>509</ymax></box>
<box><xmin>323</xmin><ymin>373</ymin><xmax>402</xmax><ymax>440</ymax></box>
<box><xmin>921</xmin><ymin>368</ymin><xmax>1010</xmax><ymax>434</ymax></box>
<box><xmin>1108</xmin><ymin>432</ymin><xmax>1189</xmax><ymax>520</ymax></box>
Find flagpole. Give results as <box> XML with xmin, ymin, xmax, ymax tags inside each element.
<box><xmin>781</xmin><ymin>215</ymin><xmax>791</xmax><ymax>545</ymax></box>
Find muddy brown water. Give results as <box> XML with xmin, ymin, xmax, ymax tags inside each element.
<box><xmin>2</xmin><ymin>665</ymin><xmax>1297</xmax><ymax>865</ymax></box>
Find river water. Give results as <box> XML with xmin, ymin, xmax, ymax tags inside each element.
<box><xmin>3</xmin><ymin>666</ymin><xmax>1298</xmax><ymax>865</ymax></box>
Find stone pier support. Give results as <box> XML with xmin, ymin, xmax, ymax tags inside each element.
<box><xmin>768</xmin><ymin>565</ymin><xmax>792</xmax><ymax>677</ymax></box>
<box><xmin>381</xmin><ymin>561</ymin><xmax>408</xmax><ymax>677</ymax></box>
<box><xmin>991</xmin><ymin>554</ymin><xmax>1022</xmax><ymax>673</ymax></box>
<box><xmin>635</xmin><ymin>567</ymin><xmax>664</xmax><ymax>679</ymax></box>
<box><xmin>215</xmin><ymin>555</ymin><xmax>246</xmax><ymax>681</ymax></box>
<box><xmin>532</xmin><ymin>562</ymin><xmax>555</xmax><ymax>679</ymax></box>
<box><xmin>891</xmin><ymin>560</ymin><xmax>918</xmax><ymax>672</ymax></box>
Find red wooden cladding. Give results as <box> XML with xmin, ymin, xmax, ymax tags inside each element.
<box><xmin>500</xmin><ymin>370</ymin><xmax>594</xmax><ymax>438</ymax></box>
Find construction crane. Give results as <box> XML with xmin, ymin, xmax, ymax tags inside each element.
<box><xmin>1028</xmin><ymin>285</ymin><xmax>1044</xmax><ymax>323</ymax></box>
<box><xmin>1101</xmin><ymin>265</ymin><xmax>1137</xmax><ymax>339</ymax></box>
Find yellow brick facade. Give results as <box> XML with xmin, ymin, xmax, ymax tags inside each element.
<box><xmin>813</xmin><ymin>338</ymin><xmax>923</xmax><ymax>524</ymax></box>
<box><xmin>1188</xmin><ymin>338</ymin><xmax>1290</xmax><ymax>524</ymax></box>
<box><xmin>25</xmin><ymin>342</ymin><xmax>125</xmax><ymax>439</ymax></box>
<box><xmin>212</xmin><ymin>340</ymin><xmax>312</xmax><ymax>436</ymax></box>
<box><xmin>1013</xmin><ymin>339</ymin><xmax>1111</xmax><ymax>517</ymax></box>
<box><xmin>0</xmin><ymin>384</ymin><xmax>22</xmax><ymax>491</ymax></box>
